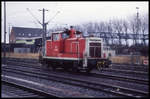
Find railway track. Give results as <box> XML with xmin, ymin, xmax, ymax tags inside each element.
<box><xmin>2</xmin><ymin>65</ymin><xmax>149</xmax><ymax>98</ymax></box>
<box><xmin>2</xmin><ymin>73</ymin><xmax>93</xmax><ymax>98</ymax></box>
<box><xmin>90</xmin><ymin>72</ymin><xmax>148</xmax><ymax>85</ymax></box>
<box><xmin>111</xmin><ymin>64</ymin><xmax>149</xmax><ymax>72</ymax></box>
<box><xmin>5</xmin><ymin>57</ymin><xmax>148</xmax><ymax>73</ymax></box>
<box><xmin>4</xmin><ymin>57</ymin><xmax>149</xmax><ymax>68</ymax></box>
<box><xmin>4</xmin><ymin>59</ymin><xmax>149</xmax><ymax>85</ymax></box>
<box><xmin>3</xmin><ymin>57</ymin><xmax>38</xmax><ymax>64</ymax></box>
<box><xmin>2</xmin><ymin>67</ymin><xmax>112</xmax><ymax>98</ymax></box>
<box><xmin>2</xmin><ymin>80</ymin><xmax>54</xmax><ymax>98</ymax></box>
<box><xmin>101</xmin><ymin>68</ymin><xmax>148</xmax><ymax>75</ymax></box>
<box><xmin>113</xmin><ymin>63</ymin><xmax>149</xmax><ymax>67</ymax></box>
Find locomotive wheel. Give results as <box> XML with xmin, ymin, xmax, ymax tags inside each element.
<box><xmin>47</xmin><ymin>64</ymin><xmax>53</xmax><ymax>70</ymax></box>
<box><xmin>85</xmin><ymin>69</ymin><xmax>90</xmax><ymax>73</ymax></box>
<box><xmin>72</xmin><ymin>62</ymin><xmax>79</xmax><ymax>72</ymax></box>
<box><xmin>62</xmin><ymin>63</ymin><xmax>69</xmax><ymax>71</ymax></box>
<box><xmin>51</xmin><ymin>63</ymin><xmax>56</xmax><ymax>71</ymax></box>
<box><xmin>51</xmin><ymin>66</ymin><xmax>55</xmax><ymax>71</ymax></box>
<box><xmin>85</xmin><ymin>67</ymin><xmax>92</xmax><ymax>73</ymax></box>
<box><xmin>48</xmin><ymin>62</ymin><xmax>55</xmax><ymax>71</ymax></box>
<box><xmin>73</xmin><ymin>67</ymin><xmax>79</xmax><ymax>72</ymax></box>
<box><xmin>41</xmin><ymin>62</ymin><xmax>49</xmax><ymax>70</ymax></box>
<box><xmin>64</xmin><ymin>66</ymin><xmax>69</xmax><ymax>71</ymax></box>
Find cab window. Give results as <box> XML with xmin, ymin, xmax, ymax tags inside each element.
<box><xmin>61</xmin><ymin>33</ymin><xmax>69</xmax><ymax>39</ymax></box>
<box><xmin>53</xmin><ymin>34</ymin><xmax>59</xmax><ymax>41</ymax></box>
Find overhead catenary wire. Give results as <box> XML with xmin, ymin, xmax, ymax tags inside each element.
<box><xmin>28</xmin><ymin>21</ymin><xmax>41</xmax><ymax>28</ymax></box>
<box><xmin>26</xmin><ymin>8</ymin><xmax>42</xmax><ymax>25</ymax></box>
<box><xmin>46</xmin><ymin>11</ymin><xmax>60</xmax><ymax>24</ymax></box>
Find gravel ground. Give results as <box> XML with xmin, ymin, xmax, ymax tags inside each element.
<box><xmin>4</xmin><ymin>58</ymin><xmax>149</xmax><ymax>81</ymax></box>
<box><xmin>2</xmin><ymin>82</ymin><xmax>41</xmax><ymax>98</ymax></box>
<box><xmin>111</xmin><ymin>65</ymin><xmax>149</xmax><ymax>72</ymax></box>
<box><xmin>92</xmin><ymin>69</ymin><xmax>149</xmax><ymax>80</ymax></box>
<box><xmin>1</xmin><ymin>93</ymin><xmax>12</xmax><ymax>98</ymax></box>
<box><xmin>2</xmin><ymin>70</ymin><xmax>119</xmax><ymax>98</ymax></box>
<box><xmin>2</xmin><ymin>64</ymin><xmax>149</xmax><ymax>92</ymax></box>
<box><xmin>2</xmin><ymin>60</ymin><xmax>149</xmax><ymax>98</ymax></box>
<box><xmin>4</xmin><ymin>59</ymin><xmax>149</xmax><ymax>80</ymax></box>
<box><xmin>49</xmin><ymin>69</ymin><xmax>149</xmax><ymax>92</ymax></box>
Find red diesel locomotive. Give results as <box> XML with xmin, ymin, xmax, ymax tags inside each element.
<box><xmin>39</xmin><ymin>26</ymin><xmax>111</xmax><ymax>72</ymax></box>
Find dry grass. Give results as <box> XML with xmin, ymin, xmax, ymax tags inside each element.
<box><xmin>110</xmin><ymin>55</ymin><xmax>148</xmax><ymax>64</ymax></box>
<box><xmin>2</xmin><ymin>52</ymin><xmax>39</xmax><ymax>59</ymax></box>
<box><xmin>2</xmin><ymin>53</ymin><xmax>148</xmax><ymax>64</ymax></box>
<box><xmin>110</xmin><ymin>56</ymin><xmax>131</xmax><ymax>64</ymax></box>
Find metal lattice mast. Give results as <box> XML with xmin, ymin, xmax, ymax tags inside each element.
<box><xmin>39</xmin><ymin>8</ymin><xmax>48</xmax><ymax>56</ymax></box>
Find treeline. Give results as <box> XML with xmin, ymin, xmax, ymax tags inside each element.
<box><xmin>48</xmin><ymin>13</ymin><xmax>148</xmax><ymax>45</ymax></box>
<box><xmin>47</xmin><ymin>13</ymin><xmax>148</xmax><ymax>55</ymax></box>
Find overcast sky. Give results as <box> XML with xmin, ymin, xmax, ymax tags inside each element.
<box><xmin>1</xmin><ymin>1</ymin><xmax>148</xmax><ymax>43</ymax></box>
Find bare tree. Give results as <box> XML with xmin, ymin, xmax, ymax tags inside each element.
<box><xmin>98</xmin><ymin>21</ymin><xmax>106</xmax><ymax>32</ymax></box>
<box><xmin>103</xmin><ymin>20</ymin><xmax>113</xmax><ymax>45</ymax></box>
<box><xmin>112</xmin><ymin>19</ymin><xmax>123</xmax><ymax>45</ymax></box>
<box><xmin>87</xmin><ymin>22</ymin><xmax>95</xmax><ymax>33</ymax></box>
<box><xmin>129</xmin><ymin>15</ymin><xmax>137</xmax><ymax>45</ymax></box>
<box><xmin>107</xmin><ymin>20</ymin><xmax>114</xmax><ymax>45</ymax></box>
<box><xmin>122</xmin><ymin>20</ymin><xmax>129</xmax><ymax>46</ymax></box>
<box><xmin>129</xmin><ymin>13</ymin><xmax>142</xmax><ymax>45</ymax></box>
<box><xmin>140</xmin><ymin>13</ymin><xmax>148</xmax><ymax>45</ymax></box>
<box><xmin>46</xmin><ymin>12</ymin><xmax>148</xmax><ymax>51</ymax></box>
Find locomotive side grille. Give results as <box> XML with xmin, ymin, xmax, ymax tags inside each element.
<box><xmin>89</xmin><ymin>43</ymin><xmax>101</xmax><ymax>57</ymax></box>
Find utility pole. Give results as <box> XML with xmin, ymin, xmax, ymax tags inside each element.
<box><xmin>136</xmin><ymin>7</ymin><xmax>139</xmax><ymax>45</ymax></box>
<box><xmin>27</xmin><ymin>8</ymin><xmax>59</xmax><ymax>55</ymax></box>
<box><xmin>39</xmin><ymin>8</ymin><xmax>48</xmax><ymax>56</ymax></box>
<box><xmin>8</xmin><ymin>23</ymin><xmax>11</xmax><ymax>56</ymax></box>
<box><xmin>136</xmin><ymin>7</ymin><xmax>140</xmax><ymax>65</ymax></box>
<box><xmin>3</xmin><ymin>1</ymin><xmax>7</xmax><ymax>64</ymax></box>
